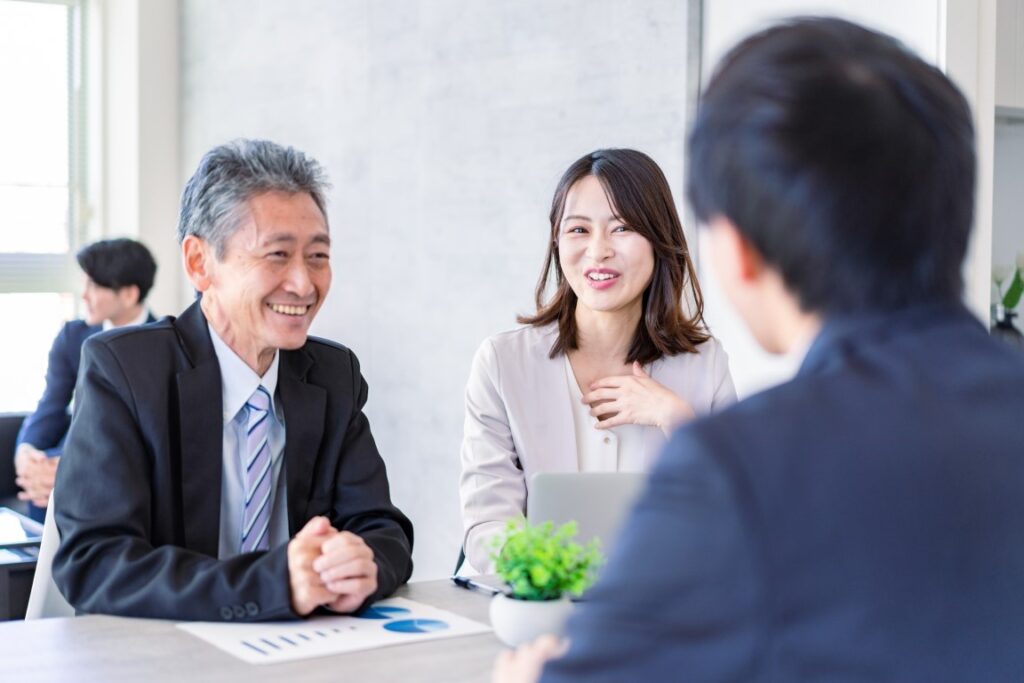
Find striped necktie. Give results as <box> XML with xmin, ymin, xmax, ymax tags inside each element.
<box><xmin>240</xmin><ymin>385</ymin><xmax>273</xmax><ymax>553</ymax></box>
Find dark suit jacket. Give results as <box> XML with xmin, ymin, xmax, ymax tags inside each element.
<box><xmin>542</xmin><ymin>304</ymin><xmax>1024</xmax><ymax>682</ymax></box>
<box><xmin>52</xmin><ymin>301</ymin><xmax>414</xmax><ymax>621</ymax></box>
<box><xmin>17</xmin><ymin>319</ymin><xmax>101</xmax><ymax>459</ymax></box>
<box><xmin>17</xmin><ymin>318</ymin><xmax>156</xmax><ymax>521</ymax></box>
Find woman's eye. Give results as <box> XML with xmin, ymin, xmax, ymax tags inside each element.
<box><xmin>566</xmin><ymin>226</ymin><xmax>587</xmax><ymax>234</ymax></box>
<box><xmin>611</xmin><ymin>225</ymin><xmax>631</xmax><ymax>233</ymax></box>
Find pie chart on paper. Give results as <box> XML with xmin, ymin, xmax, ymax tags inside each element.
<box><xmin>354</xmin><ymin>606</ymin><xmax>412</xmax><ymax>620</ymax></box>
<box><xmin>383</xmin><ymin>619</ymin><xmax>450</xmax><ymax>634</ymax></box>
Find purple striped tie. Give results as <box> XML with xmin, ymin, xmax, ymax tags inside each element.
<box><xmin>240</xmin><ymin>385</ymin><xmax>272</xmax><ymax>553</ymax></box>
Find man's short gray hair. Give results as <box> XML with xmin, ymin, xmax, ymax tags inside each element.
<box><xmin>177</xmin><ymin>139</ymin><xmax>331</xmax><ymax>258</ymax></box>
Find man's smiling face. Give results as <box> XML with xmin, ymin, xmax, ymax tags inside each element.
<box><xmin>196</xmin><ymin>190</ymin><xmax>331</xmax><ymax>373</ymax></box>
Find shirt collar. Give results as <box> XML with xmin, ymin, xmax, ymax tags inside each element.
<box><xmin>797</xmin><ymin>301</ymin><xmax>972</xmax><ymax>378</ymax></box>
<box><xmin>207</xmin><ymin>326</ymin><xmax>280</xmax><ymax>422</ymax></box>
<box><xmin>102</xmin><ymin>307</ymin><xmax>151</xmax><ymax>331</ymax></box>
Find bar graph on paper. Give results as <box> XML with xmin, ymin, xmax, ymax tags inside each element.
<box><xmin>176</xmin><ymin>597</ymin><xmax>491</xmax><ymax>664</ymax></box>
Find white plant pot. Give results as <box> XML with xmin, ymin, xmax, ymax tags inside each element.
<box><xmin>489</xmin><ymin>593</ymin><xmax>574</xmax><ymax>647</ymax></box>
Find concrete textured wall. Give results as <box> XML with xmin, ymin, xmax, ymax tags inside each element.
<box><xmin>180</xmin><ymin>0</ymin><xmax>691</xmax><ymax>579</ymax></box>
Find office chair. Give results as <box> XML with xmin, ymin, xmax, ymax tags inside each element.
<box><xmin>24</xmin><ymin>491</ymin><xmax>73</xmax><ymax>619</ymax></box>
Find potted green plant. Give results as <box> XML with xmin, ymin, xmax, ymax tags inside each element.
<box><xmin>992</xmin><ymin>255</ymin><xmax>1024</xmax><ymax>350</ymax></box>
<box><xmin>488</xmin><ymin>519</ymin><xmax>602</xmax><ymax>647</ymax></box>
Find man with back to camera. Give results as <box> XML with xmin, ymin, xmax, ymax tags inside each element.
<box><xmin>496</xmin><ymin>17</ymin><xmax>1024</xmax><ymax>682</ymax></box>
<box><xmin>52</xmin><ymin>139</ymin><xmax>414</xmax><ymax>621</ymax></box>
<box><xmin>14</xmin><ymin>237</ymin><xmax>157</xmax><ymax>522</ymax></box>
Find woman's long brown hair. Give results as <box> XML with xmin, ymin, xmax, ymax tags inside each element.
<box><xmin>518</xmin><ymin>149</ymin><xmax>710</xmax><ymax>364</ymax></box>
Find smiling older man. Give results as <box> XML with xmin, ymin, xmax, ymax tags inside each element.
<box><xmin>52</xmin><ymin>139</ymin><xmax>413</xmax><ymax>621</ymax></box>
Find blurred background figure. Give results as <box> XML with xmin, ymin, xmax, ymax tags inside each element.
<box><xmin>14</xmin><ymin>237</ymin><xmax>157</xmax><ymax>521</ymax></box>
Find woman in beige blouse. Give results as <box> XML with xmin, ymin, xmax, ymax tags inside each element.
<box><xmin>459</xmin><ymin>149</ymin><xmax>736</xmax><ymax>572</ymax></box>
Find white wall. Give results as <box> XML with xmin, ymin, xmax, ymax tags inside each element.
<box><xmin>92</xmin><ymin>0</ymin><xmax>182</xmax><ymax>318</ymax></box>
<box><xmin>180</xmin><ymin>0</ymin><xmax>693</xmax><ymax>579</ymax></box>
<box><xmin>993</xmin><ymin>118</ymin><xmax>1024</xmax><ymax>270</ymax></box>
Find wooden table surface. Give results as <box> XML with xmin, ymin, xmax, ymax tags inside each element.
<box><xmin>0</xmin><ymin>579</ymin><xmax>503</xmax><ymax>682</ymax></box>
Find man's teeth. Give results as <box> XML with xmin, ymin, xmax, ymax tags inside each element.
<box><xmin>269</xmin><ymin>304</ymin><xmax>309</xmax><ymax>316</ymax></box>
<box><xmin>588</xmin><ymin>272</ymin><xmax>616</xmax><ymax>281</ymax></box>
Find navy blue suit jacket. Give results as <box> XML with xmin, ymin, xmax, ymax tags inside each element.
<box><xmin>17</xmin><ymin>320</ymin><xmax>100</xmax><ymax>521</ymax></box>
<box><xmin>542</xmin><ymin>304</ymin><xmax>1024</xmax><ymax>682</ymax></box>
<box><xmin>17</xmin><ymin>319</ymin><xmax>101</xmax><ymax>457</ymax></box>
<box><xmin>16</xmin><ymin>315</ymin><xmax>155</xmax><ymax>521</ymax></box>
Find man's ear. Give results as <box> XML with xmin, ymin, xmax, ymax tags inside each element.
<box><xmin>118</xmin><ymin>284</ymin><xmax>142</xmax><ymax>307</ymax></box>
<box><xmin>711</xmin><ymin>216</ymin><xmax>765</xmax><ymax>283</ymax></box>
<box><xmin>182</xmin><ymin>235</ymin><xmax>214</xmax><ymax>292</ymax></box>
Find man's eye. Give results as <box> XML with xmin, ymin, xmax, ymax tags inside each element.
<box><xmin>268</xmin><ymin>251</ymin><xmax>289</xmax><ymax>259</ymax></box>
<box><xmin>309</xmin><ymin>252</ymin><xmax>330</xmax><ymax>260</ymax></box>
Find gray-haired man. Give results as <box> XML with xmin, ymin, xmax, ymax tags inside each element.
<box><xmin>52</xmin><ymin>139</ymin><xmax>414</xmax><ymax>621</ymax></box>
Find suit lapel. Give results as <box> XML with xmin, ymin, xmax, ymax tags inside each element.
<box><xmin>531</xmin><ymin>327</ymin><xmax>579</xmax><ymax>473</ymax></box>
<box><xmin>640</xmin><ymin>358</ymin><xmax>669</xmax><ymax>469</ymax></box>
<box><xmin>173</xmin><ymin>302</ymin><xmax>223</xmax><ymax>556</ymax></box>
<box><xmin>279</xmin><ymin>348</ymin><xmax>326</xmax><ymax>534</ymax></box>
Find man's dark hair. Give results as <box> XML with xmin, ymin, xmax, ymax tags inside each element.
<box><xmin>687</xmin><ymin>17</ymin><xmax>976</xmax><ymax>314</ymax></box>
<box><xmin>76</xmin><ymin>238</ymin><xmax>158</xmax><ymax>303</ymax></box>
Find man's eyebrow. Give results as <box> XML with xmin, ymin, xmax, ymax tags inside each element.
<box><xmin>260</xmin><ymin>232</ymin><xmax>332</xmax><ymax>246</ymax></box>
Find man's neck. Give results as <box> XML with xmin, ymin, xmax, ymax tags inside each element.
<box><xmin>108</xmin><ymin>305</ymin><xmax>146</xmax><ymax>328</ymax></box>
<box><xmin>781</xmin><ymin>312</ymin><xmax>823</xmax><ymax>361</ymax></box>
<box><xmin>200</xmin><ymin>297</ymin><xmax>275</xmax><ymax>376</ymax></box>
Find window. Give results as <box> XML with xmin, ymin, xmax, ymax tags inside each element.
<box><xmin>0</xmin><ymin>0</ymin><xmax>86</xmax><ymax>412</ymax></box>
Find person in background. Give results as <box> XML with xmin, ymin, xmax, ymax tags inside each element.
<box><xmin>496</xmin><ymin>17</ymin><xmax>1024</xmax><ymax>682</ymax></box>
<box><xmin>51</xmin><ymin>139</ymin><xmax>413</xmax><ymax>622</ymax></box>
<box><xmin>14</xmin><ymin>237</ymin><xmax>157</xmax><ymax>521</ymax></box>
<box><xmin>460</xmin><ymin>148</ymin><xmax>735</xmax><ymax>573</ymax></box>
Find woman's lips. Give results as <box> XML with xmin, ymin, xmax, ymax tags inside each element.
<box><xmin>584</xmin><ymin>268</ymin><xmax>620</xmax><ymax>290</ymax></box>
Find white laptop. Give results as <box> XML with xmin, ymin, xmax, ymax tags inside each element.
<box><xmin>527</xmin><ymin>472</ymin><xmax>647</xmax><ymax>563</ymax></box>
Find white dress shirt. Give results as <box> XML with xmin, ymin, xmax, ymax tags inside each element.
<box><xmin>564</xmin><ymin>355</ymin><xmax>647</xmax><ymax>473</ymax></box>
<box><xmin>102</xmin><ymin>307</ymin><xmax>151</xmax><ymax>331</ymax></box>
<box><xmin>208</xmin><ymin>328</ymin><xmax>290</xmax><ymax>558</ymax></box>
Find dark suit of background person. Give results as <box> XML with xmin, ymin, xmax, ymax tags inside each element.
<box><xmin>52</xmin><ymin>301</ymin><xmax>413</xmax><ymax>621</ymax></box>
<box><xmin>499</xmin><ymin>18</ymin><xmax>1024</xmax><ymax>683</ymax></box>
<box><xmin>17</xmin><ymin>316</ymin><xmax>156</xmax><ymax>522</ymax></box>
<box><xmin>16</xmin><ymin>320</ymin><xmax>99</xmax><ymax>461</ymax></box>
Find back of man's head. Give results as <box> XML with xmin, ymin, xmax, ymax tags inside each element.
<box><xmin>688</xmin><ymin>17</ymin><xmax>975</xmax><ymax>315</ymax></box>
<box><xmin>76</xmin><ymin>238</ymin><xmax>158</xmax><ymax>302</ymax></box>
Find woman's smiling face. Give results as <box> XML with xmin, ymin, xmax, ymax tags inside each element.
<box><xmin>557</xmin><ymin>175</ymin><xmax>655</xmax><ymax>316</ymax></box>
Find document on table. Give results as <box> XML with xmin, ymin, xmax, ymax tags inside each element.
<box><xmin>176</xmin><ymin>597</ymin><xmax>492</xmax><ymax>664</ymax></box>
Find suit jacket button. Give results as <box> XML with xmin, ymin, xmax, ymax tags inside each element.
<box><xmin>233</xmin><ymin>604</ymin><xmax>247</xmax><ymax>619</ymax></box>
<box><xmin>245</xmin><ymin>601</ymin><xmax>259</xmax><ymax>616</ymax></box>
<box><xmin>220</xmin><ymin>606</ymin><xmax>234</xmax><ymax>621</ymax></box>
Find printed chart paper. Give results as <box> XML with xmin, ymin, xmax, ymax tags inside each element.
<box><xmin>176</xmin><ymin>597</ymin><xmax>492</xmax><ymax>664</ymax></box>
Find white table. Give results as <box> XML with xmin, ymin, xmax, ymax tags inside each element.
<box><xmin>0</xmin><ymin>579</ymin><xmax>502</xmax><ymax>682</ymax></box>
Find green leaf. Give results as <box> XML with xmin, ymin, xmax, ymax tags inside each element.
<box><xmin>490</xmin><ymin>518</ymin><xmax>605</xmax><ymax>600</ymax></box>
<box><xmin>1004</xmin><ymin>269</ymin><xmax>1024</xmax><ymax>310</ymax></box>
